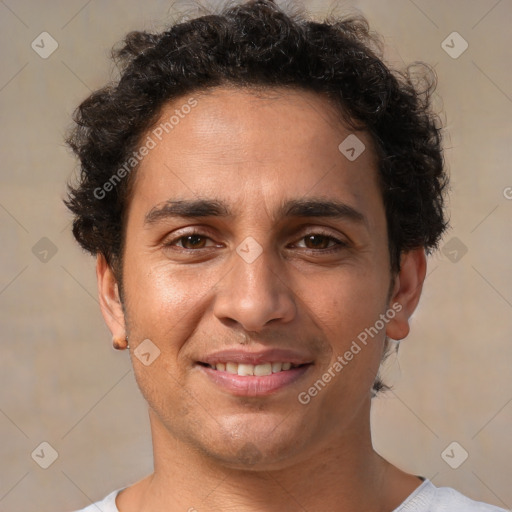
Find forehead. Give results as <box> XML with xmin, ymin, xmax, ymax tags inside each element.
<box><xmin>129</xmin><ymin>86</ymin><xmax>382</xmax><ymax>222</ymax></box>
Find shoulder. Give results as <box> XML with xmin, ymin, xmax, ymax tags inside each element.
<box><xmin>432</xmin><ymin>485</ymin><xmax>508</xmax><ymax>512</ymax></box>
<box><xmin>71</xmin><ymin>488</ymin><xmax>121</xmax><ymax>512</ymax></box>
<box><xmin>395</xmin><ymin>479</ymin><xmax>509</xmax><ymax>512</ymax></box>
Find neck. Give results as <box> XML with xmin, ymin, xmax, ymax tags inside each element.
<box><xmin>117</xmin><ymin>401</ymin><xmax>422</xmax><ymax>512</ymax></box>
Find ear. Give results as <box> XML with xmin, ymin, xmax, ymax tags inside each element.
<box><xmin>385</xmin><ymin>248</ymin><xmax>427</xmax><ymax>341</ymax></box>
<box><xmin>96</xmin><ymin>253</ymin><xmax>126</xmax><ymax>338</ymax></box>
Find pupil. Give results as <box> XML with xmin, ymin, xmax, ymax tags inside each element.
<box><xmin>307</xmin><ymin>235</ymin><xmax>327</xmax><ymax>249</ymax></box>
<box><xmin>185</xmin><ymin>235</ymin><xmax>204</xmax><ymax>248</ymax></box>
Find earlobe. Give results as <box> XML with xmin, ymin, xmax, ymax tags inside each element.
<box><xmin>96</xmin><ymin>253</ymin><xmax>126</xmax><ymax>340</ymax></box>
<box><xmin>385</xmin><ymin>248</ymin><xmax>427</xmax><ymax>341</ymax></box>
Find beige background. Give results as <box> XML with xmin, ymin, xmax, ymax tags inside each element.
<box><xmin>0</xmin><ymin>0</ymin><xmax>511</xmax><ymax>510</ymax></box>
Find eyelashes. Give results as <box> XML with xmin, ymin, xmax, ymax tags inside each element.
<box><xmin>293</xmin><ymin>234</ymin><xmax>347</xmax><ymax>252</ymax></box>
<box><xmin>163</xmin><ymin>229</ymin><xmax>348</xmax><ymax>254</ymax></box>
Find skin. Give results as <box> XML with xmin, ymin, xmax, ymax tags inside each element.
<box><xmin>97</xmin><ymin>87</ymin><xmax>427</xmax><ymax>512</ymax></box>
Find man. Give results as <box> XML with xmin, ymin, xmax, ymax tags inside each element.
<box><xmin>65</xmin><ymin>1</ymin><xmax>506</xmax><ymax>510</ymax></box>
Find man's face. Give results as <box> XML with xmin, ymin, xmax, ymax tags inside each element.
<box><xmin>114</xmin><ymin>87</ymin><xmax>399</xmax><ymax>468</ymax></box>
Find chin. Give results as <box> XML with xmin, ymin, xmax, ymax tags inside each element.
<box><xmin>195</xmin><ymin>413</ymin><xmax>311</xmax><ymax>470</ymax></box>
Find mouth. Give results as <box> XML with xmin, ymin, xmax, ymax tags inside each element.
<box><xmin>196</xmin><ymin>347</ymin><xmax>314</xmax><ymax>396</ymax></box>
<box><xmin>196</xmin><ymin>357</ymin><xmax>313</xmax><ymax>396</ymax></box>
<box><xmin>197</xmin><ymin>361</ymin><xmax>306</xmax><ymax>376</ymax></box>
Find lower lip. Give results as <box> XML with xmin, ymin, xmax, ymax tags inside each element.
<box><xmin>198</xmin><ymin>364</ymin><xmax>312</xmax><ymax>396</ymax></box>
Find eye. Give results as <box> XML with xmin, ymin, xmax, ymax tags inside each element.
<box><xmin>163</xmin><ymin>231</ymin><xmax>219</xmax><ymax>250</ymax></box>
<box><xmin>178</xmin><ymin>234</ymin><xmax>209</xmax><ymax>249</ymax></box>
<box><xmin>293</xmin><ymin>233</ymin><xmax>347</xmax><ymax>252</ymax></box>
<box><xmin>162</xmin><ymin>230</ymin><xmax>347</xmax><ymax>253</ymax></box>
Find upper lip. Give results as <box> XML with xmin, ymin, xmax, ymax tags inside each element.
<box><xmin>199</xmin><ymin>348</ymin><xmax>314</xmax><ymax>366</ymax></box>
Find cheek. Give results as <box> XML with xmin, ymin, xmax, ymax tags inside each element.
<box><xmin>124</xmin><ymin>257</ymin><xmax>212</xmax><ymax>322</ymax></box>
<box><xmin>302</xmin><ymin>264</ymin><xmax>389</xmax><ymax>339</ymax></box>
<box><xmin>130</xmin><ymin>354</ymin><xmax>194</xmax><ymax>432</ymax></box>
<box><xmin>301</xmin><ymin>265</ymin><xmax>390</xmax><ymax>392</ymax></box>
<box><xmin>122</xmin><ymin>256</ymin><xmax>232</xmax><ymax>372</ymax></box>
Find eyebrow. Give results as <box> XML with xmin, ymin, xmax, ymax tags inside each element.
<box><xmin>144</xmin><ymin>199</ymin><xmax>230</xmax><ymax>226</ymax></box>
<box><xmin>143</xmin><ymin>197</ymin><xmax>366</xmax><ymax>227</ymax></box>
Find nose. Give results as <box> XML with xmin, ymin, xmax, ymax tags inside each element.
<box><xmin>212</xmin><ymin>244</ymin><xmax>297</xmax><ymax>333</ymax></box>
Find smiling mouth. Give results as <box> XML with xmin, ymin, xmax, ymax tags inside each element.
<box><xmin>197</xmin><ymin>361</ymin><xmax>307</xmax><ymax>376</ymax></box>
<box><xmin>197</xmin><ymin>361</ymin><xmax>313</xmax><ymax>396</ymax></box>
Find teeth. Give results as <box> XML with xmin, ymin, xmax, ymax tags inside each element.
<box><xmin>272</xmin><ymin>362</ymin><xmax>282</xmax><ymax>373</ymax></box>
<box><xmin>254</xmin><ymin>363</ymin><xmax>272</xmax><ymax>376</ymax></box>
<box><xmin>226</xmin><ymin>362</ymin><xmax>238</xmax><ymax>374</ymax></box>
<box><xmin>238</xmin><ymin>363</ymin><xmax>254</xmax><ymax>376</ymax></box>
<box><xmin>213</xmin><ymin>362</ymin><xmax>298</xmax><ymax>375</ymax></box>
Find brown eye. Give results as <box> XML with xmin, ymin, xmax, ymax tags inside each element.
<box><xmin>292</xmin><ymin>232</ymin><xmax>347</xmax><ymax>254</ymax></box>
<box><xmin>179</xmin><ymin>235</ymin><xmax>208</xmax><ymax>249</ymax></box>
<box><xmin>303</xmin><ymin>235</ymin><xmax>334</xmax><ymax>249</ymax></box>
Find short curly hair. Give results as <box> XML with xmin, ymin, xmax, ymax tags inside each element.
<box><xmin>64</xmin><ymin>0</ymin><xmax>449</xmax><ymax>393</ymax></box>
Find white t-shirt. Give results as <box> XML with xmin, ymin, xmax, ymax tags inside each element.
<box><xmin>73</xmin><ymin>479</ymin><xmax>508</xmax><ymax>511</ymax></box>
